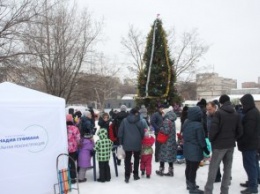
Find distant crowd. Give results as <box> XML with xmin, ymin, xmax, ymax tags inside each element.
<box><xmin>66</xmin><ymin>93</ymin><xmax>260</xmax><ymax>194</ymax></box>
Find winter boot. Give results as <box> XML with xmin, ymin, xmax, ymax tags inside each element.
<box><xmin>155</xmin><ymin>167</ymin><xmax>164</xmax><ymax>176</ymax></box>
<box><xmin>125</xmin><ymin>176</ymin><xmax>130</xmax><ymax>183</ymax></box>
<box><xmin>141</xmin><ymin>170</ymin><xmax>145</xmax><ymax>176</ymax></box>
<box><xmin>186</xmin><ymin>180</ymin><xmax>199</xmax><ymax>190</ymax></box>
<box><xmin>189</xmin><ymin>183</ymin><xmax>204</xmax><ymax>194</ymax></box>
<box><xmin>164</xmin><ymin>167</ymin><xmax>174</xmax><ymax>177</ymax></box>
<box><xmin>133</xmin><ymin>171</ymin><xmax>140</xmax><ymax>180</ymax></box>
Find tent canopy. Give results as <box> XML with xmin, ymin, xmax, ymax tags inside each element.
<box><xmin>0</xmin><ymin>82</ymin><xmax>67</xmax><ymax>194</ymax></box>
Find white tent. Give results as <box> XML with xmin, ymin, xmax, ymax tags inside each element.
<box><xmin>0</xmin><ymin>82</ymin><xmax>68</xmax><ymax>194</ymax></box>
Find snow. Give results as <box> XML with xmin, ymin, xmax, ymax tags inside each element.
<box><xmin>70</xmin><ymin>118</ymin><xmax>248</xmax><ymax>194</ymax></box>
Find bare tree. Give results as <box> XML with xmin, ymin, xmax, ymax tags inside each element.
<box><xmin>68</xmin><ymin>52</ymin><xmax>121</xmax><ymax>110</ymax></box>
<box><xmin>88</xmin><ymin>53</ymin><xmax>121</xmax><ymax>110</ymax></box>
<box><xmin>176</xmin><ymin>81</ymin><xmax>197</xmax><ymax>100</ymax></box>
<box><xmin>121</xmin><ymin>26</ymin><xmax>209</xmax><ymax>82</ymax></box>
<box><xmin>0</xmin><ymin>0</ymin><xmax>44</xmax><ymax>65</ymax></box>
<box><xmin>121</xmin><ymin>24</ymin><xmax>145</xmax><ymax>75</ymax></box>
<box><xmin>22</xmin><ymin>0</ymin><xmax>101</xmax><ymax>102</ymax></box>
<box><xmin>171</xmin><ymin>29</ymin><xmax>209</xmax><ymax>82</ymax></box>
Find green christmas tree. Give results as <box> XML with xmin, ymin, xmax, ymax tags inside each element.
<box><xmin>136</xmin><ymin>18</ymin><xmax>181</xmax><ymax>113</ymax></box>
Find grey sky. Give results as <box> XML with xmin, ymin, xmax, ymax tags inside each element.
<box><xmin>78</xmin><ymin>0</ymin><xmax>260</xmax><ymax>87</ymax></box>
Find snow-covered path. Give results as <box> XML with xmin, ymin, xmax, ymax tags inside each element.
<box><xmin>72</xmin><ymin>118</ymin><xmax>248</xmax><ymax>194</ymax></box>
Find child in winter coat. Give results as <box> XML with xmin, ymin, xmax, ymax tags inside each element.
<box><xmin>66</xmin><ymin>114</ymin><xmax>80</xmax><ymax>184</ymax></box>
<box><xmin>78</xmin><ymin>133</ymin><xmax>95</xmax><ymax>182</ymax></box>
<box><xmin>94</xmin><ymin>128</ymin><xmax>113</xmax><ymax>182</ymax></box>
<box><xmin>140</xmin><ymin>128</ymin><xmax>155</xmax><ymax>178</ymax></box>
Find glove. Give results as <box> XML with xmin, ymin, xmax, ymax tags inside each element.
<box><xmin>203</xmin><ymin>146</ymin><xmax>210</xmax><ymax>156</ymax></box>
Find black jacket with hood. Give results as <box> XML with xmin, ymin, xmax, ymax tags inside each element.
<box><xmin>238</xmin><ymin>94</ymin><xmax>260</xmax><ymax>151</ymax></box>
<box><xmin>209</xmin><ymin>101</ymin><xmax>243</xmax><ymax>149</ymax></box>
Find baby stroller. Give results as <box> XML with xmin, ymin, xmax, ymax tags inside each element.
<box><xmin>176</xmin><ymin>133</ymin><xmax>185</xmax><ymax>164</ymax></box>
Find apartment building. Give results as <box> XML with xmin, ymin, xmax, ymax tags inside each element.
<box><xmin>196</xmin><ymin>73</ymin><xmax>237</xmax><ymax>100</ymax></box>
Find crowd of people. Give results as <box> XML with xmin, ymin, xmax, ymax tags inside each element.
<box><xmin>66</xmin><ymin>93</ymin><xmax>260</xmax><ymax>194</ymax></box>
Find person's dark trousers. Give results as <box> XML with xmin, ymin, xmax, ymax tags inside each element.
<box><xmin>98</xmin><ymin>161</ymin><xmax>111</xmax><ymax>182</ymax></box>
<box><xmin>69</xmin><ymin>152</ymin><xmax>78</xmax><ymax>179</ymax></box>
<box><xmin>215</xmin><ymin>166</ymin><xmax>222</xmax><ymax>181</ymax></box>
<box><xmin>242</xmin><ymin>150</ymin><xmax>258</xmax><ymax>192</ymax></box>
<box><xmin>125</xmin><ymin>151</ymin><xmax>141</xmax><ymax>178</ymax></box>
<box><xmin>185</xmin><ymin>160</ymin><xmax>200</xmax><ymax>184</ymax></box>
<box><xmin>155</xmin><ymin>134</ymin><xmax>161</xmax><ymax>162</ymax></box>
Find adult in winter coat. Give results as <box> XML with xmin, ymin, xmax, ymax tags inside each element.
<box><xmin>80</xmin><ymin>111</ymin><xmax>95</xmax><ymax>136</ymax></box>
<box><xmin>78</xmin><ymin>133</ymin><xmax>94</xmax><ymax>182</ymax></box>
<box><xmin>114</xmin><ymin>105</ymin><xmax>129</xmax><ymax>128</ymax></box>
<box><xmin>94</xmin><ymin>128</ymin><xmax>113</xmax><ymax>182</ymax></box>
<box><xmin>155</xmin><ymin>106</ymin><xmax>177</xmax><ymax>177</ymax></box>
<box><xmin>180</xmin><ymin>106</ymin><xmax>189</xmax><ymax>134</ymax></box>
<box><xmin>204</xmin><ymin>94</ymin><xmax>243</xmax><ymax>194</ymax></box>
<box><xmin>183</xmin><ymin>106</ymin><xmax>208</xmax><ymax>194</ymax></box>
<box><xmin>118</xmin><ymin>107</ymin><xmax>146</xmax><ymax>183</ymax></box>
<box><xmin>238</xmin><ymin>94</ymin><xmax>260</xmax><ymax>194</ymax></box>
<box><xmin>110</xmin><ymin>105</ymin><xmax>128</xmax><ymax>165</ymax></box>
<box><xmin>206</xmin><ymin>101</ymin><xmax>222</xmax><ymax>182</ymax></box>
<box><xmin>197</xmin><ymin>98</ymin><xmax>208</xmax><ymax>137</ymax></box>
<box><xmin>139</xmin><ymin>104</ymin><xmax>149</xmax><ymax>125</ymax></box>
<box><xmin>151</xmin><ymin>105</ymin><xmax>164</xmax><ymax>162</ymax></box>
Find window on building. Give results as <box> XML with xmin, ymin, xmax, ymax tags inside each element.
<box><xmin>128</xmin><ymin>103</ymin><xmax>131</xmax><ymax>108</ymax></box>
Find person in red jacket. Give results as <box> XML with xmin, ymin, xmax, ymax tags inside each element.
<box><xmin>140</xmin><ymin>128</ymin><xmax>155</xmax><ymax>178</ymax></box>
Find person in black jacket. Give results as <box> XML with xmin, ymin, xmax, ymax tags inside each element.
<box><xmin>151</xmin><ymin>105</ymin><xmax>164</xmax><ymax>162</ymax></box>
<box><xmin>98</xmin><ymin>112</ymin><xmax>111</xmax><ymax>136</ymax></box>
<box><xmin>238</xmin><ymin>94</ymin><xmax>260</xmax><ymax>194</ymax></box>
<box><xmin>118</xmin><ymin>107</ymin><xmax>146</xmax><ymax>183</ymax></box>
<box><xmin>180</xmin><ymin>105</ymin><xmax>189</xmax><ymax>134</ymax></box>
<box><xmin>112</xmin><ymin>105</ymin><xmax>129</xmax><ymax>166</ymax></box>
<box><xmin>204</xmin><ymin>94</ymin><xmax>243</xmax><ymax>194</ymax></box>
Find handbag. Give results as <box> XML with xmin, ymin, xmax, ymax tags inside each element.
<box><xmin>157</xmin><ymin>131</ymin><xmax>169</xmax><ymax>144</ymax></box>
<box><xmin>116</xmin><ymin>145</ymin><xmax>125</xmax><ymax>159</ymax></box>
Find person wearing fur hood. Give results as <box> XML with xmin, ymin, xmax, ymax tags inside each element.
<box><xmin>155</xmin><ymin>106</ymin><xmax>177</xmax><ymax>177</ymax></box>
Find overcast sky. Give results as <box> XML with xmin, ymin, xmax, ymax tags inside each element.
<box><xmin>77</xmin><ymin>0</ymin><xmax>260</xmax><ymax>87</ymax></box>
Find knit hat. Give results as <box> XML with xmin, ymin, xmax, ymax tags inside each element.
<box><xmin>162</xmin><ymin>106</ymin><xmax>173</xmax><ymax>115</ymax></box>
<box><xmin>120</xmin><ymin>105</ymin><xmax>127</xmax><ymax>112</ymax></box>
<box><xmin>219</xmin><ymin>94</ymin><xmax>230</xmax><ymax>104</ymax></box>
<box><xmin>139</xmin><ymin>105</ymin><xmax>148</xmax><ymax>118</ymax></box>
<box><xmin>200</xmin><ymin>99</ymin><xmax>207</xmax><ymax>107</ymax></box>
<box><xmin>66</xmin><ymin>114</ymin><xmax>73</xmax><ymax>122</ymax></box>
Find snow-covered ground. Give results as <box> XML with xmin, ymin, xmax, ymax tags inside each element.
<box><xmin>71</xmin><ymin>118</ymin><xmax>249</xmax><ymax>194</ymax></box>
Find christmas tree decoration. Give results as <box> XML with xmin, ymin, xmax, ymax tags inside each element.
<box><xmin>136</xmin><ymin>17</ymin><xmax>181</xmax><ymax>113</ymax></box>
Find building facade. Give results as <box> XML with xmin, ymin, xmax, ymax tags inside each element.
<box><xmin>196</xmin><ymin>73</ymin><xmax>237</xmax><ymax>100</ymax></box>
<box><xmin>104</xmin><ymin>94</ymin><xmax>136</xmax><ymax>110</ymax></box>
<box><xmin>242</xmin><ymin>82</ymin><xmax>260</xmax><ymax>88</ymax></box>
